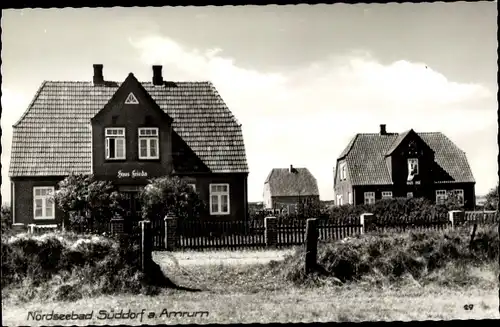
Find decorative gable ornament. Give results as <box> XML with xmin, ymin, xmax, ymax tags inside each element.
<box><xmin>125</xmin><ymin>92</ymin><xmax>139</xmax><ymax>104</ymax></box>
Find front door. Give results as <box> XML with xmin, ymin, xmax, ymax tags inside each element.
<box><xmin>120</xmin><ymin>192</ymin><xmax>142</xmax><ymax>220</ymax></box>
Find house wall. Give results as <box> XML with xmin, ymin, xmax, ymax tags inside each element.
<box><xmin>271</xmin><ymin>195</ymin><xmax>320</xmax><ymax>213</ymax></box>
<box><xmin>263</xmin><ymin>183</ymin><xmax>272</xmax><ymax>209</ymax></box>
<box><xmin>176</xmin><ymin>173</ymin><xmax>249</xmax><ymax>221</ymax></box>
<box><xmin>333</xmin><ymin>159</ymin><xmax>353</xmax><ymax>205</ymax></box>
<box><xmin>354</xmin><ymin>182</ymin><xmax>475</xmax><ymax>209</ymax></box>
<box><xmin>11</xmin><ymin>177</ymin><xmax>66</xmax><ymax>226</ymax></box>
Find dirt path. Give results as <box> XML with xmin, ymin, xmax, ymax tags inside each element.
<box><xmin>153</xmin><ymin>249</ymin><xmax>295</xmax><ymax>266</ymax></box>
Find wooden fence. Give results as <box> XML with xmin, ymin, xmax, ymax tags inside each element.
<box><xmin>19</xmin><ymin>209</ymin><xmax>498</xmax><ymax>251</ymax></box>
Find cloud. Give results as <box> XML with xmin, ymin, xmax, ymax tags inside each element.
<box><xmin>125</xmin><ymin>36</ymin><xmax>497</xmax><ymax>200</ymax></box>
<box><xmin>1</xmin><ymin>88</ymin><xmax>31</xmax><ymax>204</ymax></box>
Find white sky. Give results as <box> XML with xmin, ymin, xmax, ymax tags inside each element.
<box><xmin>1</xmin><ymin>4</ymin><xmax>498</xmax><ymax>204</ymax></box>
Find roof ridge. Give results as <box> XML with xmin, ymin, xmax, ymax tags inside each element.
<box><xmin>43</xmin><ymin>80</ymin><xmax>213</xmax><ymax>84</ymax></box>
<box><xmin>13</xmin><ymin>81</ymin><xmax>47</xmax><ymax>128</ymax></box>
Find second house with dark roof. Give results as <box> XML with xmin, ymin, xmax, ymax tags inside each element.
<box><xmin>263</xmin><ymin>165</ymin><xmax>320</xmax><ymax>214</ymax></box>
<box><xmin>334</xmin><ymin>124</ymin><xmax>475</xmax><ymax>209</ymax></box>
<box><xmin>9</xmin><ymin>65</ymin><xmax>249</xmax><ymax>226</ymax></box>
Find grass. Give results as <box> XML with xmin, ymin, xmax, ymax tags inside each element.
<box><xmin>2</xmin><ymin>262</ymin><xmax>499</xmax><ymax>325</ymax></box>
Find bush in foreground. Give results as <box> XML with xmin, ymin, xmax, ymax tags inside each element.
<box><xmin>268</xmin><ymin>226</ymin><xmax>498</xmax><ymax>287</ymax></box>
<box><xmin>1</xmin><ymin>232</ymin><xmax>174</xmax><ymax>303</ymax></box>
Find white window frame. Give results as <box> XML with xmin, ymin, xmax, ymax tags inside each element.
<box><xmin>364</xmin><ymin>192</ymin><xmax>375</xmax><ymax>205</ymax></box>
<box><xmin>105</xmin><ymin>127</ymin><xmax>126</xmax><ymax>160</ymax></box>
<box><xmin>436</xmin><ymin>190</ymin><xmax>447</xmax><ymax>205</ymax></box>
<box><xmin>408</xmin><ymin>158</ymin><xmax>419</xmax><ymax>175</ymax></box>
<box><xmin>348</xmin><ymin>192</ymin><xmax>353</xmax><ymax>205</ymax></box>
<box><xmin>210</xmin><ymin>183</ymin><xmax>230</xmax><ymax>215</ymax></box>
<box><xmin>451</xmin><ymin>189</ymin><xmax>465</xmax><ymax>206</ymax></box>
<box><xmin>407</xmin><ymin>192</ymin><xmax>414</xmax><ymax>199</ymax></box>
<box><xmin>381</xmin><ymin>191</ymin><xmax>393</xmax><ymax>199</ymax></box>
<box><xmin>336</xmin><ymin>194</ymin><xmax>343</xmax><ymax>206</ymax></box>
<box><xmin>33</xmin><ymin>187</ymin><xmax>55</xmax><ymax>220</ymax></box>
<box><xmin>138</xmin><ymin>127</ymin><xmax>159</xmax><ymax>160</ymax></box>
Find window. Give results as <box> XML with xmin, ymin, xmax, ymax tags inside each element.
<box><xmin>364</xmin><ymin>192</ymin><xmax>375</xmax><ymax>205</ymax></box>
<box><xmin>336</xmin><ymin>194</ymin><xmax>343</xmax><ymax>206</ymax></box>
<box><xmin>348</xmin><ymin>192</ymin><xmax>353</xmax><ymax>205</ymax></box>
<box><xmin>210</xmin><ymin>184</ymin><xmax>230</xmax><ymax>215</ymax></box>
<box><xmin>138</xmin><ymin>128</ymin><xmax>159</xmax><ymax>159</ymax></box>
<box><xmin>33</xmin><ymin>187</ymin><xmax>55</xmax><ymax>219</ymax></box>
<box><xmin>188</xmin><ymin>183</ymin><xmax>196</xmax><ymax>192</ymax></box>
<box><xmin>407</xmin><ymin>192</ymin><xmax>414</xmax><ymax>199</ymax></box>
<box><xmin>436</xmin><ymin>190</ymin><xmax>447</xmax><ymax>205</ymax></box>
<box><xmin>381</xmin><ymin>191</ymin><xmax>393</xmax><ymax>199</ymax></box>
<box><xmin>450</xmin><ymin>189</ymin><xmax>465</xmax><ymax>206</ymax></box>
<box><xmin>339</xmin><ymin>162</ymin><xmax>347</xmax><ymax>181</ymax></box>
<box><xmin>408</xmin><ymin>158</ymin><xmax>419</xmax><ymax>175</ymax></box>
<box><xmin>105</xmin><ymin>128</ymin><xmax>126</xmax><ymax>160</ymax></box>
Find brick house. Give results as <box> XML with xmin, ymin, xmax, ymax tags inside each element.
<box><xmin>8</xmin><ymin>65</ymin><xmax>249</xmax><ymax>226</ymax></box>
<box><xmin>334</xmin><ymin>124</ymin><xmax>475</xmax><ymax>209</ymax></box>
<box><xmin>263</xmin><ymin>165</ymin><xmax>320</xmax><ymax>214</ymax></box>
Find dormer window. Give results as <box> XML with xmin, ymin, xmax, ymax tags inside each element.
<box><xmin>105</xmin><ymin>128</ymin><xmax>126</xmax><ymax>160</ymax></box>
<box><xmin>138</xmin><ymin>127</ymin><xmax>159</xmax><ymax>159</ymax></box>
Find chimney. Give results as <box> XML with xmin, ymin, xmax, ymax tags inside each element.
<box><xmin>380</xmin><ymin>124</ymin><xmax>387</xmax><ymax>135</ymax></box>
<box><xmin>152</xmin><ymin>65</ymin><xmax>163</xmax><ymax>86</ymax></box>
<box><xmin>93</xmin><ymin>64</ymin><xmax>104</xmax><ymax>85</ymax></box>
<box><xmin>289</xmin><ymin>165</ymin><xmax>293</xmax><ymax>173</ymax></box>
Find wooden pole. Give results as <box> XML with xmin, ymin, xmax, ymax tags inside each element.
<box><xmin>305</xmin><ymin>218</ymin><xmax>318</xmax><ymax>274</ymax></box>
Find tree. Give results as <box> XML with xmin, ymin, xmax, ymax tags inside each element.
<box><xmin>53</xmin><ymin>173</ymin><xmax>124</xmax><ymax>232</ymax></box>
<box><xmin>484</xmin><ymin>184</ymin><xmax>498</xmax><ymax>210</ymax></box>
<box><xmin>139</xmin><ymin>176</ymin><xmax>205</xmax><ymax>222</ymax></box>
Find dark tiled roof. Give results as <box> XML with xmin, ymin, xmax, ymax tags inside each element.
<box><xmin>9</xmin><ymin>80</ymin><xmax>248</xmax><ymax>177</ymax></box>
<box><xmin>339</xmin><ymin>132</ymin><xmax>475</xmax><ymax>186</ymax></box>
<box><xmin>265</xmin><ymin>167</ymin><xmax>319</xmax><ymax>197</ymax></box>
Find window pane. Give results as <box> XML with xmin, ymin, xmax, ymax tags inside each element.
<box><xmin>45</xmin><ymin>203</ymin><xmax>53</xmax><ymax>217</ymax></box>
<box><xmin>35</xmin><ymin>198</ymin><xmax>43</xmax><ymax>209</ymax></box>
<box><xmin>116</xmin><ymin>138</ymin><xmax>124</xmax><ymax>158</ymax></box>
<box><xmin>35</xmin><ymin>207</ymin><xmax>43</xmax><ymax>217</ymax></box>
<box><xmin>140</xmin><ymin>139</ymin><xmax>148</xmax><ymax>157</ymax></box>
<box><xmin>221</xmin><ymin>195</ymin><xmax>229</xmax><ymax>212</ymax></box>
<box><xmin>109</xmin><ymin>138</ymin><xmax>116</xmax><ymax>158</ymax></box>
<box><xmin>210</xmin><ymin>185</ymin><xmax>217</xmax><ymax>193</ymax></box>
<box><xmin>150</xmin><ymin>139</ymin><xmax>158</xmax><ymax>157</ymax></box>
<box><xmin>211</xmin><ymin>195</ymin><xmax>219</xmax><ymax>212</ymax></box>
<box><xmin>35</xmin><ymin>188</ymin><xmax>41</xmax><ymax>196</ymax></box>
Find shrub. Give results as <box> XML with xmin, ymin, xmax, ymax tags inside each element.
<box><xmin>53</xmin><ymin>173</ymin><xmax>124</xmax><ymax>233</ymax></box>
<box><xmin>1</xmin><ymin>205</ymin><xmax>12</xmax><ymax>232</ymax></box>
<box><xmin>1</xmin><ymin>232</ymin><xmax>168</xmax><ymax>302</ymax></box>
<box><xmin>269</xmin><ymin>225</ymin><xmax>498</xmax><ymax>286</ymax></box>
<box><xmin>139</xmin><ymin>176</ymin><xmax>205</xmax><ymax>222</ymax></box>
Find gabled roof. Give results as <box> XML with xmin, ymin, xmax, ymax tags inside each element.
<box><xmin>265</xmin><ymin>167</ymin><xmax>319</xmax><ymax>197</ymax></box>
<box><xmin>9</xmin><ymin>79</ymin><xmax>248</xmax><ymax>177</ymax></box>
<box><xmin>338</xmin><ymin>131</ymin><xmax>475</xmax><ymax>186</ymax></box>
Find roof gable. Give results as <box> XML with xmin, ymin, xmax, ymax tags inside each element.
<box><xmin>91</xmin><ymin>73</ymin><xmax>172</xmax><ymax>123</ymax></box>
<box><xmin>385</xmin><ymin>129</ymin><xmax>434</xmax><ymax>156</ymax></box>
<box><xmin>9</xmin><ymin>80</ymin><xmax>248</xmax><ymax>177</ymax></box>
<box><xmin>266</xmin><ymin>167</ymin><xmax>319</xmax><ymax>197</ymax></box>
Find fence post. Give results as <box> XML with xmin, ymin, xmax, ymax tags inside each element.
<box><xmin>110</xmin><ymin>218</ymin><xmax>125</xmax><ymax>236</ymax></box>
<box><xmin>140</xmin><ymin>220</ymin><xmax>152</xmax><ymax>272</ymax></box>
<box><xmin>305</xmin><ymin>218</ymin><xmax>318</xmax><ymax>274</ymax></box>
<box><xmin>164</xmin><ymin>213</ymin><xmax>178</xmax><ymax>251</ymax></box>
<box><xmin>448</xmin><ymin>210</ymin><xmax>465</xmax><ymax>228</ymax></box>
<box><xmin>264</xmin><ymin>216</ymin><xmax>277</xmax><ymax>248</ymax></box>
<box><xmin>360</xmin><ymin>213</ymin><xmax>375</xmax><ymax>234</ymax></box>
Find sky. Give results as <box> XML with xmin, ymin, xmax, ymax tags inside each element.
<box><xmin>1</xmin><ymin>3</ymin><xmax>498</xmax><ymax>204</ymax></box>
